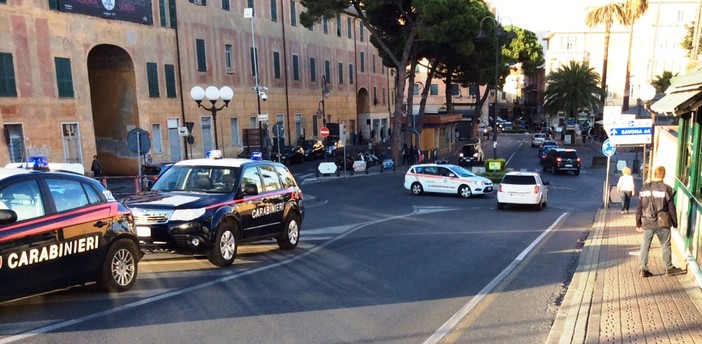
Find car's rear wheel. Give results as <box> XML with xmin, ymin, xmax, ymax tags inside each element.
<box><xmin>99</xmin><ymin>239</ymin><xmax>139</xmax><ymax>293</ymax></box>
<box><xmin>458</xmin><ymin>185</ymin><xmax>472</xmax><ymax>198</ymax></box>
<box><xmin>497</xmin><ymin>202</ymin><xmax>505</xmax><ymax>210</ymax></box>
<box><xmin>535</xmin><ymin>201</ymin><xmax>543</xmax><ymax>211</ymax></box>
<box><xmin>277</xmin><ymin>212</ymin><xmax>300</xmax><ymax>250</ymax></box>
<box><xmin>574</xmin><ymin>169</ymin><xmax>580</xmax><ymax>176</ymax></box>
<box><xmin>208</xmin><ymin>221</ymin><xmax>238</xmax><ymax>267</ymax></box>
<box><xmin>411</xmin><ymin>182</ymin><xmax>424</xmax><ymax>195</ymax></box>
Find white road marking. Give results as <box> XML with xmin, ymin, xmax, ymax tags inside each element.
<box><xmin>423</xmin><ymin>212</ymin><xmax>569</xmax><ymax>344</ymax></box>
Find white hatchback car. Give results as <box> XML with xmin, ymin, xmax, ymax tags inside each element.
<box><xmin>530</xmin><ymin>133</ymin><xmax>547</xmax><ymax>147</ymax></box>
<box><xmin>404</xmin><ymin>163</ymin><xmax>493</xmax><ymax>198</ymax></box>
<box><xmin>497</xmin><ymin>171</ymin><xmax>549</xmax><ymax>210</ymax></box>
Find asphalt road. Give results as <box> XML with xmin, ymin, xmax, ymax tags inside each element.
<box><xmin>0</xmin><ymin>134</ymin><xmax>608</xmax><ymax>344</ymax></box>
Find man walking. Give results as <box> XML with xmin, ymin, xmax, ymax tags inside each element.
<box><xmin>636</xmin><ymin>166</ymin><xmax>684</xmax><ymax>277</ymax></box>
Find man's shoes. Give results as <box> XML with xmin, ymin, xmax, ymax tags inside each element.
<box><xmin>621</xmin><ymin>211</ymin><xmax>625</xmax><ymax>214</ymax></box>
<box><xmin>666</xmin><ymin>267</ymin><xmax>685</xmax><ymax>276</ymax></box>
<box><xmin>640</xmin><ymin>269</ymin><xmax>653</xmax><ymax>278</ymax></box>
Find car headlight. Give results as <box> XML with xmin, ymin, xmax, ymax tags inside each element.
<box><xmin>170</xmin><ymin>208</ymin><xmax>206</xmax><ymax>222</ymax></box>
<box><xmin>459</xmin><ymin>152</ymin><xmax>465</xmax><ymax>158</ymax></box>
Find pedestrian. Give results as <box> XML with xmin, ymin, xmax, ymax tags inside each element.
<box><xmin>635</xmin><ymin>166</ymin><xmax>684</xmax><ymax>278</ymax></box>
<box><xmin>145</xmin><ymin>154</ymin><xmax>154</xmax><ymax>165</ymax></box>
<box><xmin>358</xmin><ymin>131</ymin><xmax>363</xmax><ymax>145</ymax></box>
<box><xmin>410</xmin><ymin>145</ymin><xmax>417</xmax><ymax>164</ymax></box>
<box><xmin>401</xmin><ymin>144</ymin><xmax>409</xmax><ymax>165</ymax></box>
<box><xmin>91</xmin><ymin>155</ymin><xmax>102</xmax><ymax>177</ymax></box>
<box><xmin>616</xmin><ymin>167</ymin><xmax>635</xmax><ymax>214</ymax></box>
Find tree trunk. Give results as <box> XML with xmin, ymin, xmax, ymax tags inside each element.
<box><xmin>601</xmin><ymin>22</ymin><xmax>612</xmax><ymax>105</ymax></box>
<box><xmin>622</xmin><ymin>24</ymin><xmax>635</xmax><ymax>111</ymax></box>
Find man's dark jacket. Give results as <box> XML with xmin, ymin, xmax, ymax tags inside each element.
<box><xmin>636</xmin><ymin>180</ymin><xmax>677</xmax><ymax>229</ymax></box>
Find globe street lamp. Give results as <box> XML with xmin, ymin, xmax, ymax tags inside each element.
<box><xmin>320</xmin><ymin>75</ymin><xmax>330</xmax><ymax>127</ymax></box>
<box><xmin>190</xmin><ymin>85</ymin><xmax>233</xmax><ymax>151</ymax></box>
<box><xmin>638</xmin><ymin>82</ymin><xmax>656</xmax><ymax>180</ymax></box>
<box><xmin>477</xmin><ymin>16</ymin><xmax>515</xmax><ymax>160</ymax></box>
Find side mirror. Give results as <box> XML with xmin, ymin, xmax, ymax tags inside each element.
<box><xmin>0</xmin><ymin>209</ymin><xmax>18</xmax><ymax>224</ymax></box>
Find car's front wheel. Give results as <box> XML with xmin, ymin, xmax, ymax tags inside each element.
<box><xmin>458</xmin><ymin>185</ymin><xmax>472</xmax><ymax>198</ymax></box>
<box><xmin>277</xmin><ymin>213</ymin><xmax>300</xmax><ymax>250</ymax></box>
<box><xmin>99</xmin><ymin>239</ymin><xmax>139</xmax><ymax>293</ymax></box>
<box><xmin>208</xmin><ymin>221</ymin><xmax>238</xmax><ymax>267</ymax></box>
<box><xmin>411</xmin><ymin>182</ymin><xmax>424</xmax><ymax>195</ymax></box>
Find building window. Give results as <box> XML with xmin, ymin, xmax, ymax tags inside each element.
<box><xmin>292</xmin><ymin>55</ymin><xmax>300</xmax><ymax>81</ymax></box>
<box><xmin>359</xmin><ymin>22</ymin><xmax>364</xmax><ymax>41</ymax></box>
<box><xmin>372</xmin><ymin>54</ymin><xmax>376</xmax><ymax>74</ymax></box>
<box><xmin>55</xmin><ymin>57</ymin><xmax>74</xmax><ymax>98</ymax></box>
<box><xmin>250</xmin><ymin>47</ymin><xmax>258</xmax><ymax>76</ymax></box>
<box><xmin>247</xmin><ymin>0</ymin><xmax>254</xmax><ymax>13</ymax></box>
<box><xmin>382</xmin><ymin>87</ymin><xmax>386</xmax><ymax>104</ymax></box>
<box><xmin>168</xmin><ymin>0</ymin><xmax>177</xmax><ymax>27</ymax></box>
<box><xmin>273</xmin><ymin>52</ymin><xmax>281</xmax><ymax>79</ymax></box>
<box><xmin>290</xmin><ymin>1</ymin><xmax>297</xmax><ymax>26</ymax></box>
<box><xmin>413</xmin><ymin>84</ymin><xmax>419</xmax><ymax>96</ymax></box>
<box><xmin>230</xmin><ymin>118</ymin><xmax>240</xmax><ymax>145</ymax></box>
<box><xmin>48</xmin><ymin>0</ymin><xmax>59</xmax><ymax>10</ymax></box>
<box><xmin>147</xmin><ymin>62</ymin><xmax>160</xmax><ymax>98</ymax></box>
<box><xmin>165</xmin><ymin>64</ymin><xmax>177</xmax><ymax>98</ymax></box>
<box><xmin>430</xmin><ymin>84</ymin><xmax>438</xmax><ymax>96</ymax></box>
<box><xmin>222</xmin><ymin>0</ymin><xmax>229</xmax><ymax>10</ymax></box>
<box><xmin>338</xmin><ymin>63</ymin><xmax>343</xmax><ymax>84</ymax></box>
<box><xmin>323</xmin><ymin>16</ymin><xmax>328</xmax><ymax>34</ymax></box>
<box><xmin>347</xmin><ymin>18</ymin><xmax>352</xmax><ymax>38</ymax></box>
<box><xmin>0</xmin><ymin>52</ymin><xmax>17</xmax><ymax>97</ymax></box>
<box><xmin>270</xmin><ymin>0</ymin><xmax>277</xmax><ymax>21</ymax></box>
<box><xmin>310</xmin><ymin>57</ymin><xmax>316</xmax><ymax>82</ymax></box>
<box><xmin>4</xmin><ymin>124</ymin><xmax>24</xmax><ymax>163</ymax></box>
<box><xmin>349</xmin><ymin>64</ymin><xmax>354</xmax><ymax>84</ymax></box>
<box><xmin>159</xmin><ymin>0</ymin><xmax>168</xmax><ymax>26</ymax></box>
<box><xmin>196</xmin><ymin>39</ymin><xmax>207</xmax><ymax>72</ymax></box>
<box><xmin>189</xmin><ymin>0</ymin><xmax>206</xmax><ymax>5</ymax></box>
<box><xmin>360</xmin><ymin>52</ymin><xmax>365</xmax><ymax>73</ymax></box>
<box><xmin>373</xmin><ymin>87</ymin><xmax>377</xmax><ymax>104</ymax></box>
<box><xmin>450</xmin><ymin>84</ymin><xmax>459</xmax><ymax>96</ymax></box>
<box><xmin>151</xmin><ymin>123</ymin><xmax>163</xmax><ymax>153</ymax></box>
<box><xmin>336</xmin><ymin>14</ymin><xmax>341</xmax><ymax>37</ymax></box>
<box><xmin>249</xmin><ymin>116</ymin><xmax>257</xmax><ymax>128</ymax></box>
<box><xmin>324</xmin><ymin>60</ymin><xmax>330</xmax><ymax>82</ymax></box>
<box><xmin>469</xmin><ymin>83</ymin><xmax>478</xmax><ymax>97</ymax></box>
<box><xmin>225</xmin><ymin>44</ymin><xmax>233</xmax><ymax>72</ymax></box>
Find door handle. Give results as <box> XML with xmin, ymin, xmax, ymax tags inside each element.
<box><xmin>94</xmin><ymin>220</ymin><xmax>108</xmax><ymax>228</ymax></box>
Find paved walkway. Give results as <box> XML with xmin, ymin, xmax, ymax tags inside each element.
<box><xmin>547</xmin><ymin>209</ymin><xmax>702</xmax><ymax>343</ymax></box>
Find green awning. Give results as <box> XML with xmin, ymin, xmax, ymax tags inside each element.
<box><xmin>650</xmin><ymin>90</ymin><xmax>700</xmax><ymax>115</ymax></box>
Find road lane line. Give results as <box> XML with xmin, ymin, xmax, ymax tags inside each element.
<box><xmin>0</xmin><ymin>206</ymin><xmax>453</xmax><ymax>344</ymax></box>
<box><xmin>423</xmin><ymin>212</ymin><xmax>569</xmax><ymax>344</ymax></box>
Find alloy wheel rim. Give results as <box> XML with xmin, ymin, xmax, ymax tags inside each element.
<box><xmin>220</xmin><ymin>231</ymin><xmax>236</xmax><ymax>259</ymax></box>
<box><xmin>112</xmin><ymin>249</ymin><xmax>136</xmax><ymax>286</ymax></box>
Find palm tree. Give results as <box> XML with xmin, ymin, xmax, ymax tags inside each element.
<box><xmin>543</xmin><ymin>61</ymin><xmax>603</xmax><ymax>118</ymax></box>
<box><xmin>621</xmin><ymin>0</ymin><xmax>649</xmax><ymax>111</ymax></box>
<box><xmin>585</xmin><ymin>3</ymin><xmax>627</xmax><ymax>106</ymax></box>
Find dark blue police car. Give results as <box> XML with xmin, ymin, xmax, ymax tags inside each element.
<box><xmin>0</xmin><ymin>167</ymin><xmax>140</xmax><ymax>302</ymax></box>
<box><xmin>122</xmin><ymin>151</ymin><xmax>305</xmax><ymax>267</ymax></box>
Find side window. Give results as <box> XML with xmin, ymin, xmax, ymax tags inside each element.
<box><xmin>438</xmin><ymin>167</ymin><xmax>452</xmax><ymax>177</ymax></box>
<box><xmin>47</xmin><ymin>178</ymin><xmax>89</xmax><ymax>212</ymax></box>
<box><xmin>423</xmin><ymin>167</ymin><xmax>438</xmax><ymax>175</ymax></box>
<box><xmin>0</xmin><ymin>179</ymin><xmax>45</xmax><ymax>221</ymax></box>
<box><xmin>260</xmin><ymin>165</ymin><xmax>282</xmax><ymax>192</ymax></box>
<box><xmin>84</xmin><ymin>183</ymin><xmax>101</xmax><ymax>204</ymax></box>
<box><xmin>274</xmin><ymin>165</ymin><xmax>296</xmax><ymax>188</ymax></box>
<box><xmin>240</xmin><ymin>167</ymin><xmax>262</xmax><ymax>194</ymax></box>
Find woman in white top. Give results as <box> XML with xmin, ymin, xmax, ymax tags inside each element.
<box><xmin>616</xmin><ymin>167</ymin><xmax>636</xmax><ymax>214</ymax></box>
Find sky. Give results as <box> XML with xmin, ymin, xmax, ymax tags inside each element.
<box><xmin>488</xmin><ymin>0</ymin><xmax>598</xmax><ymax>33</ymax></box>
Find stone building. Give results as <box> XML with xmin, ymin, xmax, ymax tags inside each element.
<box><xmin>0</xmin><ymin>0</ymin><xmax>393</xmax><ymax>175</ymax></box>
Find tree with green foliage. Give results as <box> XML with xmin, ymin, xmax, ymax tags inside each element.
<box><xmin>682</xmin><ymin>22</ymin><xmax>702</xmax><ymax>57</ymax></box>
<box><xmin>585</xmin><ymin>3</ymin><xmax>627</xmax><ymax>106</ymax></box>
<box><xmin>652</xmin><ymin>71</ymin><xmax>675</xmax><ymax>94</ymax></box>
<box><xmin>543</xmin><ymin>61</ymin><xmax>603</xmax><ymax>118</ymax></box>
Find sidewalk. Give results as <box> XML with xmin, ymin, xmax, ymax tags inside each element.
<box><xmin>547</xmin><ymin>209</ymin><xmax>702</xmax><ymax>343</ymax></box>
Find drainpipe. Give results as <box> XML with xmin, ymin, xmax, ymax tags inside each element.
<box><xmin>173</xmin><ymin>4</ymin><xmax>188</xmax><ymax>159</ymax></box>
<box><xmin>280</xmin><ymin>0</ymin><xmax>291</xmax><ymax>146</ymax></box>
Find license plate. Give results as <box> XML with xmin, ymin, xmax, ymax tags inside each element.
<box><xmin>565</xmin><ymin>164</ymin><xmax>572</xmax><ymax>167</ymax></box>
<box><xmin>136</xmin><ymin>226</ymin><xmax>151</xmax><ymax>237</ymax></box>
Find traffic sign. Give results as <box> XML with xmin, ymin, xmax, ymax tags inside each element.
<box><xmin>127</xmin><ymin>128</ymin><xmax>151</xmax><ymax>155</ymax></box>
<box><xmin>272</xmin><ymin>123</ymin><xmax>284</xmax><ymax>138</ymax></box>
<box><xmin>604</xmin><ymin>119</ymin><xmax>653</xmax><ymax>145</ymax></box>
<box><xmin>320</xmin><ymin>126</ymin><xmax>330</xmax><ymax>138</ymax></box>
<box><xmin>602</xmin><ymin>139</ymin><xmax>616</xmax><ymax>157</ymax></box>
<box><xmin>258</xmin><ymin>113</ymin><xmax>269</xmax><ymax>121</ymax></box>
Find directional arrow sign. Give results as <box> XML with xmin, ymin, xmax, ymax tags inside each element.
<box><xmin>604</xmin><ymin>119</ymin><xmax>653</xmax><ymax>145</ymax></box>
<box><xmin>608</xmin><ymin>127</ymin><xmax>652</xmax><ymax>136</ymax></box>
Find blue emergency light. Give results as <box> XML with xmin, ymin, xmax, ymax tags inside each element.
<box><xmin>250</xmin><ymin>151</ymin><xmax>263</xmax><ymax>160</ymax></box>
<box><xmin>206</xmin><ymin>150</ymin><xmax>223</xmax><ymax>159</ymax></box>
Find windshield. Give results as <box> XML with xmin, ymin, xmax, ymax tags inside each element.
<box><xmin>449</xmin><ymin>165</ymin><xmax>476</xmax><ymax>177</ymax></box>
<box><xmin>151</xmin><ymin>165</ymin><xmax>241</xmax><ymax>193</ymax></box>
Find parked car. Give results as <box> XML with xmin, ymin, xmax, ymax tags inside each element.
<box><xmin>497</xmin><ymin>171</ymin><xmax>549</xmax><ymax>210</ymax></box>
<box><xmin>543</xmin><ymin>148</ymin><xmax>582</xmax><ymax>175</ymax></box>
<box><xmin>0</xmin><ymin>167</ymin><xmax>140</xmax><ymax>301</ymax></box>
<box><xmin>323</xmin><ymin>136</ymin><xmax>344</xmax><ymax>157</ymax></box>
<box><xmin>271</xmin><ymin>146</ymin><xmax>306</xmax><ymax>165</ymax></box>
<box><xmin>141</xmin><ymin>162</ymin><xmax>175</xmax><ymax>190</ymax></box>
<box><xmin>301</xmin><ymin>140</ymin><xmax>325</xmax><ymax>160</ymax></box>
<box><xmin>530</xmin><ymin>133</ymin><xmax>547</xmax><ymax>147</ymax></box>
<box><xmin>458</xmin><ymin>138</ymin><xmax>484</xmax><ymax>167</ymax></box>
<box><xmin>537</xmin><ymin>140</ymin><xmax>559</xmax><ymax>155</ymax></box>
<box><xmin>404</xmin><ymin>163</ymin><xmax>493</xmax><ymax>198</ymax></box>
<box><xmin>122</xmin><ymin>152</ymin><xmax>304</xmax><ymax>267</ymax></box>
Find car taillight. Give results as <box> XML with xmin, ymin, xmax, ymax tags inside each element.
<box><xmin>498</xmin><ymin>184</ymin><xmax>503</xmax><ymax>192</ymax></box>
<box><xmin>556</xmin><ymin>157</ymin><xmax>562</xmax><ymax>162</ymax></box>
<box><xmin>577</xmin><ymin>157</ymin><xmax>581</xmax><ymax>162</ymax></box>
<box><xmin>534</xmin><ymin>185</ymin><xmax>540</xmax><ymax>193</ymax></box>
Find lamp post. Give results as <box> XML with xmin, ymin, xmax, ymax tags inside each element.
<box><xmin>639</xmin><ymin>82</ymin><xmax>656</xmax><ymax>180</ymax></box>
<box><xmin>190</xmin><ymin>86</ymin><xmax>233</xmax><ymax>151</ymax></box>
<box><xmin>245</xmin><ymin>7</ymin><xmax>268</xmax><ymax>156</ymax></box>
<box><xmin>477</xmin><ymin>16</ymin><xmax>515</xmax><ymax>160</ymax></box>
<box><xmin>320</xmin><ymin>75</ymin><xmax>330</xmax><ymax>127</ymax></box>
